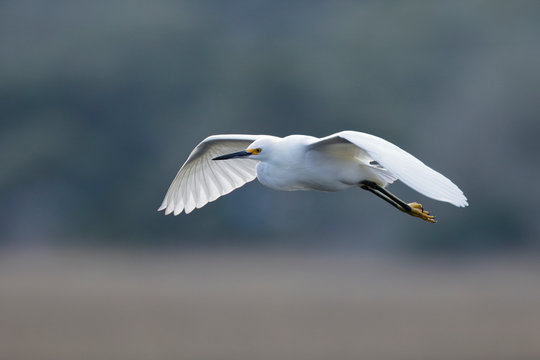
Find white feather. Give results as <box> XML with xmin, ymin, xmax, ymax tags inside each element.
<box><xmin>312</xmin><ymin>131</ymin><xmax>468</xmax><ymax>207</ymax></box>
<box><xmin>159</xmin><ymin>135</ymin><xmax>261</xmax><ymax>215</ymax></box>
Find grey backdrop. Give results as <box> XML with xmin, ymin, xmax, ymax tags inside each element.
<box><xmin>1</xmin><ymin>1</ymin><xmax>539</xmax><ymax>251</ymax></box>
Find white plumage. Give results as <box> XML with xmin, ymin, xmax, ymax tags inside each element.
<box><xmin>159</xmin><ymin>131</ymin><xmax>468</xmax><ymax>221</ymax></box>
<box><xmin>159</xmin><ymin>135</ymin><xmax>260</xmax><ymax>215</ymax></box>
<box><xmin>331</xmin><ymin>131</ymin><xmax>468</xmax><ymax>207</ymax></box>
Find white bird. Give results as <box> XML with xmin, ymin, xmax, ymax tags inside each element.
<box><xmin>158</xmin><ymin>131</ymin><xmax>468</xmax><ymax>222</ymax></box>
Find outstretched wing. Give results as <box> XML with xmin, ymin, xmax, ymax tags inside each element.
<box><xmin>159</xmin><ymin>134</ymin><xmax>262</xmax><ymax>215</ymax></box>
<box><xmin>309</xmin><ymin>131</ymin><xmax>468</xmax><ymax>207</ymax></box>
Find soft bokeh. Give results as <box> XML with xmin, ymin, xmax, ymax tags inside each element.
<box><xmin>1</xmin><ymin>1</ymin><xmax>539</xmax><ymax>359</ymax></box>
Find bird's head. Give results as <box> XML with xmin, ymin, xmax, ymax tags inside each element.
<box><xmin>212</xmin><ymin>136</ymin><xmax>276</xmax><ymax>161</ymax></box>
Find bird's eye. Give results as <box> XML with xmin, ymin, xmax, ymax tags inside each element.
<box><xmin>255</xmin><ymin>148</ymin><xmax>262</xmax><ymax>154</ymax></box>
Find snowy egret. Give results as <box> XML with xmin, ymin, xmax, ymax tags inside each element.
<box><xmin>159</xmin><ymin>131</ymin><xmax>468</xmax><ymax>222</ymax></box>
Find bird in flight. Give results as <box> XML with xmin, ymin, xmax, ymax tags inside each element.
<box><xmin>159</xmin><ymin>131</ymin><xmax>468</xmax><ymax>222</ymax></box>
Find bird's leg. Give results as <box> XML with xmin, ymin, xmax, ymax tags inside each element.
<box><xmin>360</xmin><ymin>183</ymin><xmax>407</xmax><ymax>211</ymax></box>
<box><xmin>359</xmin><ymin>181</ymin><xmax>436</xmax><ymax>223</ymax></box>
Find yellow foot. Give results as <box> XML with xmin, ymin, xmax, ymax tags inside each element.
<box><xmin>407</xmin><ymin>202</ymin><xmax>437</xmax><ymax>223</ymax></box>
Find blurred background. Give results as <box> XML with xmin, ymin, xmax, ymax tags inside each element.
<box><xmin>1</xmin><ymin>1</ymin><xmax>540</xmax><ymax>359</ymax></box>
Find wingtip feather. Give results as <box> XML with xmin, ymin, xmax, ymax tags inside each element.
<box><xmin>164</xmin><ymin>200</ymin><xmax>175</xmax><ymax>215</ymax></box>
<box><xmin>456</xmin><ymin>197</ymin><xmax>469</xmax><ymax>208</ymax></box>
<box><xmin>174</xmin><ymin>200</ymin><xmax>184</xmax><ymax>216</ymax></box>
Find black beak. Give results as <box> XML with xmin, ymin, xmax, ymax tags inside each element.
<box><xmin>212</xmin><ymin>150</ymin><xmax>251</xmax><ymax>160</ymax></box>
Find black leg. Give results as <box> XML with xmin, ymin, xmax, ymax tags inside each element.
<box><xmin>359</xmin><ymin>180</ymin><xmax>436</xmax><ymax>223</ymax></box>
<box><xmin>360</xmin><ymin>184</ymin><xmax>407</xmax><ymax>211</ymax></box>
<box><xmin>360</xmin><ymin>181</ymin><xmax>411</xmax><ymax>212</ymax></box>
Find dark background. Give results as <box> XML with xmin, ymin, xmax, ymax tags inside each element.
<box><xmin>1</xmin><ymin>2</ymin><xmax>540</xmax><ymax>359</ymax></box>
<box><xmin>2</xmin><ymin>0</ymin><xmax>539</xmax><ymax>252</ymax></box>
